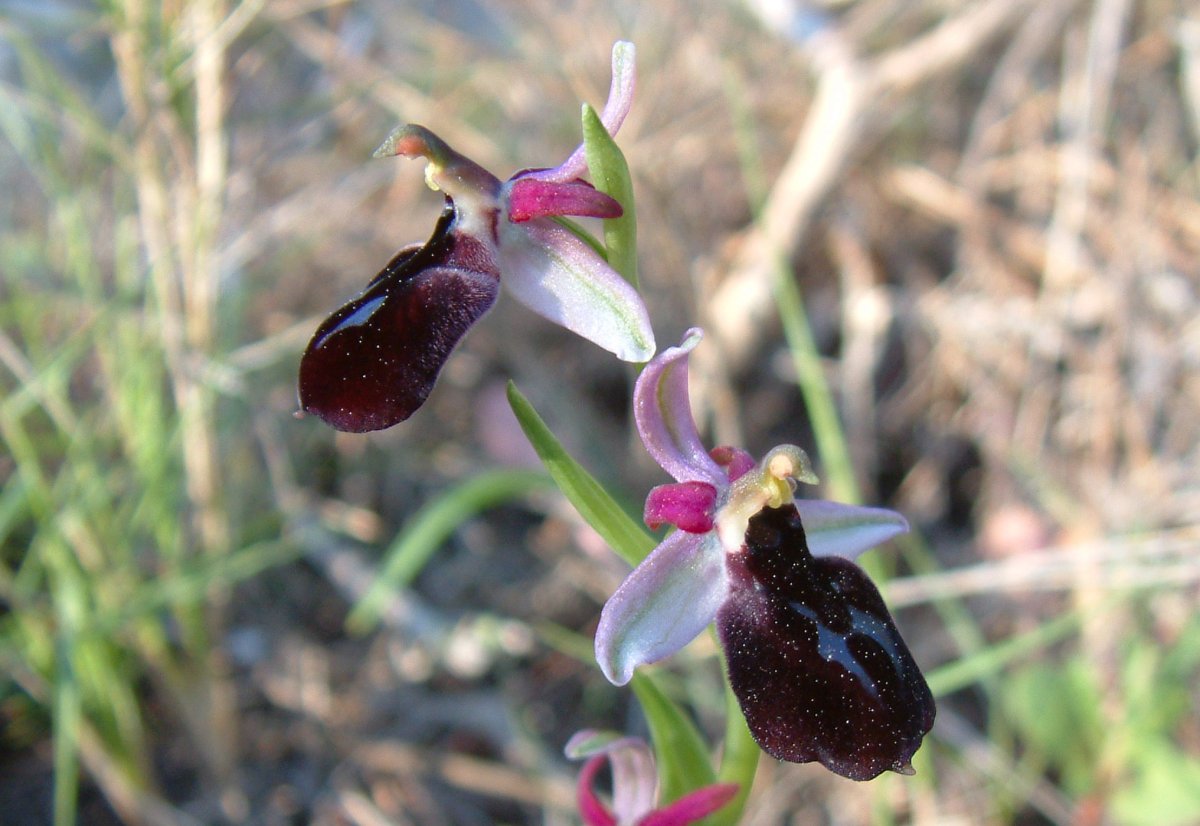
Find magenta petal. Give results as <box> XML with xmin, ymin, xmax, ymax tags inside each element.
<box><xmin>644</xmin><ymin>482</ymin><xmax>718</xmax><ymax>533</ymax></box>
<box><xmin>717</xmin><ymin>504</ymin><xmax>935</xmax><ymax>781</ymax></box>
<box><xmin>577</xmin><ymin>756</ymin><xmax>618</xmax><ymax>826</ymax></box>
<box><xmin>595</xmin><ymin>529</ymin><xmax>728</xmax><ymax>685</ymax></box>
<box><xmin>506</xmin><ymin>178</ymin><xmax>623</xmax><ymax>222</ymax></box>
<box><xmin>634</xmin><ymin>328</ymin><xmax>725</xmax><ymax>485</ymax></box>
<box><xmin>638</xmin><ymin>784</ymin><xmax>740</xmax><ymax>826</ymax></box>
<box><xmin>298</xmin><ymin>203</ymin><xmax>500</xmax><ymax>432</ymax></box>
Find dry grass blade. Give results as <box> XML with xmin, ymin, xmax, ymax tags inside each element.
<box><xmin>354</xmin><ymin>740</ymin><xmax>575</xmax><ymax>810</ymax></box>
<box><xmin>885</xmin><ymin>526</ymin><xmax>1200</xmax><ymax>607</ymax></box>
<box><xmin>703</xmin><ymin>0</ymin><xmax>1033</xmax><ymax>372</ymax></box>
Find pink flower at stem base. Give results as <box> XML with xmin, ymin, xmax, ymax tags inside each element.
<box><xmin>566</xmin><ymin>731</ymin><xmax>738</xmax><ymax>826</ymax></box>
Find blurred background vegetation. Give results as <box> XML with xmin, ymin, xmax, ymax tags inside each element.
<box><xmin>1</xmin><ymin>0</ymin><xmax>1198</xmax><ymax>823</ymax></box>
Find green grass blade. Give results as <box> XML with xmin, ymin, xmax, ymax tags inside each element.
<box><xmin>506</xmin><ymin>381</ymin><xmax>656</xmax><ymax>567</ymax></box>
<box><xmin>533</xmin><ymin>620</ymin><xmax>596</xmax><ymax>664</ymax></box>
<box><xmin>772</xmin><ymin>263</ymin><xmax>859</xmax><ymax>505</ymax></box>
<box><xmin>52</xmin><ymin>645</ymin><xmax>81</xmax><ymax>826</ymax></box>
<box><xmin>85</xmin><ymin>539</ymin><xmax>302</xmax><ymax>641</ymax></box>
<box><xmin>926</xmin><ymin>608</ymin><xmax>1086</xmax><ymax>697</ymax></box>
<box><xmin>52</xmin><ymin>562</ymin><xmax>84</xmax><ymax>826</ymax></box>
<box><xmin>720</xmin><ymin>62</ymin><xmax>857</xmax><ymax>504</ymax></box>
<box><xmin>346</xmin><ymin>469</ymin><xmax>555</xmax><ymax>634</ymax></box>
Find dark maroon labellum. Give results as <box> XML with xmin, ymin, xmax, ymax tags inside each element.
<box><xmin>717</xmin><ymin>504</ymin><xmax>935</xmax><ymax>781</ymax></box>
<box><xmin>297</xmin><ymin>200</ymin><xmax>500</xmax><ymax>432</ymax></box>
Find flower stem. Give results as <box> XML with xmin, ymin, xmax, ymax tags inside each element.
<box><xmin>705</xmin><ymin>680</ymin><xmax>761</xmax><ymax>826</ymax></box>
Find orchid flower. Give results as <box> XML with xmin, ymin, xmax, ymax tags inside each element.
<box><xmin>595</xmin><ymin>329</ymin><xmax>936</xmax><ymax>781</ymax></box>
<box><xmin>299</xmin><ymin>42</ymin><xmax>654</xmax><ymax>432</ymax></box>
<box><xmin>566</xmin><ymin>730</ymin><xmax>738</xmax><ymax>826</ymax></box>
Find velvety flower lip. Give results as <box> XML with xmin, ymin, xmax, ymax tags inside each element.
<box><xmin>595</xmin><ymin>328</ymin><xmax>934</xmax><ymax>781</ymax></box>
<box><xmin>298</xmin><ymin>42</ymin><xmax>654</xmax><ymax>432</ymax></box>
<box><xmin>297</xmin><ymin>198</ymin><xmax>501</xmax><ymax>432</ymax></box>
<box><xmin>719</xmin><ymin>502</ymin><xmax>936</xmax><ymax>780</ymax></box>
<box><xmin>566</xmin><ymin>730</ymin><xmax>738</xmax><ymax>826</ymax></box>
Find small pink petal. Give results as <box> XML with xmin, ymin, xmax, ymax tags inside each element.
<box><xmin>507</xmin><ymin>178</ymin><xmax>623</xmax><ymax>222</ymax></box>
<box><xmin>644</xmin><ymin>482</ymin><xmax>718</xmax><ymax>533</ymax></box>
<box><xmin>710</xmin><ymin>446</ymin><xmax>756</xmax><ymax>482</ymax></box>
<box><xmin>638</xmin><ymin>784</ymin><xmax>740</xmax><ymax>826</ymax></box>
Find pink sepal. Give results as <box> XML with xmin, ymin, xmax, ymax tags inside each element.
<box><xmin>527</xmin><ymin>41</ymin><xmax>636</xmax><ymax>184</ymax></box>
<box><xmin>633</xmin><ymin>328</ymin><xmax>725</xmax><ymax>486</ymax></box>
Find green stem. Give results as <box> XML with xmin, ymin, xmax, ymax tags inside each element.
<box><xmin>631</xmin><ymin>672</ymin><xmax>717</xmax><ymax>804</ymax></box>
<box><xmin>706</xmin><ymin>679</ymin><xmax>761</xmax><ymax>826</ymax></box>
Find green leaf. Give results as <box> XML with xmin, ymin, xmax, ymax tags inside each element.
<box><xmin>631</xmin><ymin>671</ymin><xmax>716</xmax><ymax>804</ymax></box>
<box><xmin>582</xmin><ymin>102</ymin><xmax>638</xmax><ymax>289</ymax></box>
<box><xmin>346</xmin><ymin>469</ymin><xmax>555</xmax><ymax>634</ymax></box>
<box><xmin>1003</xmin><ymin>660</ymin><xmax>1102</xmax><ymax>794</ymax></box>
<box><xmin>1112</xmin><ymin>741</ymin><xmax>1200</xmax><ymax>826</ymax></box>
<box><xmin>506</xmin><ymin>381</ymin><xmax>656</xmax><ymax>567</ymax></box>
